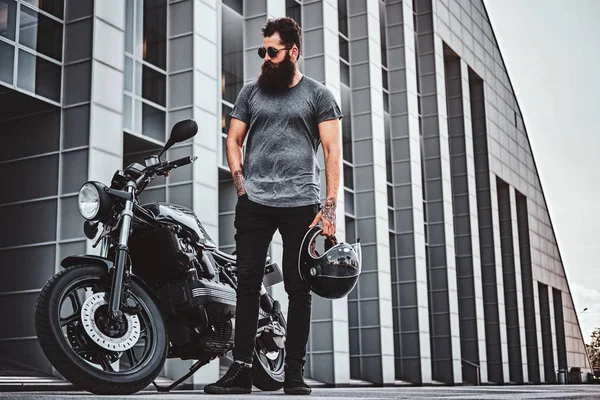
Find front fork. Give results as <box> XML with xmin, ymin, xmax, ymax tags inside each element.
<box><xmin>107</xmin><ymin>183</ymin><xmax>136</xmax><ymax>320</ymax></box>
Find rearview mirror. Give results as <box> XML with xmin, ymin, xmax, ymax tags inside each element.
<box><xmin>159</xmin><ymin>119</ymin><xmax>198</xmax><ymax>159</ymax></box>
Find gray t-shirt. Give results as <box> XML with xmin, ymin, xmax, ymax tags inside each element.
<box><xmin>230</xmin><ymin>75</ymin><xmax>343</xmax><ymax>208</ymax></box>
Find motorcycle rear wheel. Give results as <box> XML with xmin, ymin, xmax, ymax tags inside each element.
<box><xmin>34</xmin><ymin>265</ymin><xmax>167</xmax><ymax>395</ymax></box>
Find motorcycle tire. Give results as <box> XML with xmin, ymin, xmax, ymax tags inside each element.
<box><xmin>252</xmin><ymin>298</ymin><xmax>287</xmax><ymax>391</ymax></box>
<box><xmin>34</xmin><ymin>265</ymin><xmax>167</xmax><ymax>395</ymax></box>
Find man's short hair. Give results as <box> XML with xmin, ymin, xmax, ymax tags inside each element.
<box><xmin>261</xmin><ymin>17</ymin><xmax>302</xmax><ymax>58</ymax></box>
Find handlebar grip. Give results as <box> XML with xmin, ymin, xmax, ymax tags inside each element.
<box><xmin>169</xmin><ymin>156</ymin><xmax>197</xmax><ymax>168</ymax></box>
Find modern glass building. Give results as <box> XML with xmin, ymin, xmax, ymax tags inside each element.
<box><xmin>0</xmin><ymin>0</ymin><xmax>591</xmax><ymax>386</ymax></box>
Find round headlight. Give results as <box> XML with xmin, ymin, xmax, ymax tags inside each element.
<box><xmin>78</xmin><ymin>183</ymin><xmax>100</xmax><ymax>220</ymax></box>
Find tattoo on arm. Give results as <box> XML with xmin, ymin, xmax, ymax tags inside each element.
<box><xmin>233</xmin><ymin>170</ymin><xmax>245</xmax><ymax>196</ymax></box>
<box><xmin>323</xmin><ymin>197</ymin><xmax>337</xmax><ymax>223</ymax></box>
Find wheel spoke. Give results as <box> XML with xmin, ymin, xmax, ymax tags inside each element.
<box><xmin>68</xmin><ymin>291</ymin><xmax>82</xmax><ymax>314</ymax></box>
<box><xmin>125</xmin><ymin>348</ymin><xmax>138</xmax><ymax>367</ymax></box>
<box><xmin>60</xmin><ymin>312</ymin><xmax>80</xmax><ymax>327</ymax></box>
<box><xmin>139</xmin><ymin>326</ymin><xmax>149</xmax><ymax>340</ymax></box>
<box><xmin>91</xmin><ymin>283</ymin><xmax>103</xmax><ymax>293</ymax></box>
<box><xmin>98</xmin><ymin>353</ymin><xmax>115</xmax><ymax>372</ymax></box>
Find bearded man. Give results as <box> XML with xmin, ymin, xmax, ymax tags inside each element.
<box><xmin>203</xmin><ymin>17</ymin><xmax>342</xmax><ymax>396</ymax></box>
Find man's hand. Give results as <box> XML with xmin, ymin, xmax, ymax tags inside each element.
<box><xmin>309</xmin><ymin>197</ymin><xmax>337</xmax><ymax>237</ymax></box>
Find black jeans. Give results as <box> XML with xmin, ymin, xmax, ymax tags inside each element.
<box><xmin>232</xmin><ymin>194</ymin><xmax>319</xmax><ymax>369</ymax></box>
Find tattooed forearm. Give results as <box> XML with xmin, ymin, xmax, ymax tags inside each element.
<box><xmin>233</xmin><ymin>170</ymin><xmax>245</xmax><ymax>196</ymax></box>
<box><xmin>323</xmin><ymin>197</ymin><xmax>337</xmax><ymax>223</ymax></box>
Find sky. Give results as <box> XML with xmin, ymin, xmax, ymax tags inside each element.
<box><xmin>482</xmin><ymin>0</ymin><xmax>600</xmax><ymax>343</ymax></box>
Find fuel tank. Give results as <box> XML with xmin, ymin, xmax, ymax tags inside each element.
<box><xmin>142</xmin><ymin>202</ymin><xmax>217</xmax><ymax>249</ymax></box>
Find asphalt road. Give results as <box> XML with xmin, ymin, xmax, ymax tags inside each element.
<box><xmin>2</xmin><ymin>386</ymin><xmax>600</xmax><ymax>400</ymax></box>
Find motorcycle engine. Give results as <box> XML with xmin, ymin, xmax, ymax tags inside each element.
<box><xmin>129</xmin><ymin>227</ymin><xmax>237</xmax><ymax>357</ymax></box>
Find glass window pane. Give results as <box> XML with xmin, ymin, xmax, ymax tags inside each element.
<box><xmin>0</xmin><ymin>40</ymin><xmax>14</xmax><ymax>84</ymax></box>
<box><xmin>23</xmin><ymin>0</ymin><xmax>63</xmax><ymax>19</ymax></box>
<box><xmin>143</xmin><ymin>0</ymin><xmax>167</xmax><ymax>70</ymax></box>
<box><xmin>142</xmin><ymin>103</ymin><xmax>165</xmax><ymax>142</ymax></box>
<box><xmin>142</xmin><ymin>65</ymin><xmax>166</xmax><ymax>106</ymax></box>
<box><xmin>123</xmin><ymin>95</ymin><xmax>132</xmax><ymax>130</ymax></box>
<box><xmin>382</xmin><ymin>69</ymin><xmax>388</xmax><ymax>91</ymax></box>
<box><xmin>383</xmin><ymin>91</ymin><xmax>389</xmax><ymax>113</ymax></box>
<box><xmin>221</xmin><ymin>136</ymin><xmax>227</xmax><ymax>167</ymax></box>
<box><xmin>379</xmin><ymin>1</ymin><xmax>387</xmax><ymax>68</ymax></box>
<box><xmin>19</xmin><ymin>5</ymin><xmax>63</xmax><ymax>61</ymax></box>
<box><xmin>338</xmin><ymin>0</ymin><xmax>348</xmax><ymax>37</ymax></box>
<box><xmin>341</xmin><ymin>85</ymin><xmax>352</xmax><ymax>162</ymax></box>
<box><xmin>344</xmin><ymin>190</ymin><xmax>354</xmax><ymax>215</ymax></box>
<box><xmin>0</xmin><ymin>0</ymin><xmax>17</xmax><ymax>41</ymax></box>
<box><xmin>125</xmin><ymin>0</ymin><xmax>133</xmax><ymax>53</ymax></box>
<box><xmin>135</xmin><ymin>99</ymin><xmax>142</xmax><ymax>133</ymax></box>
<box><xmin>222</xmin><ymin>103</ymin><xmax>232</xmax><ymax>134</ymax></box>
<box><xmin>339</xmin><ymin>35</ymin><xmax>348</xmax><ymax>61</ymax></box>
<box><xmin>17</xmin><ymin>50</ymin><xmax>61</xmax><ymax>102</ymax></box>
<box><xmin>221</xmin><ymin>5</ymin><xmax>243</xmax><ymax>104</ymax></box>
<box><xmin>135</xmin><ymin>0</ymin><xmax>143</xmax><ymax>57</ymax></box>
<box><xmin>135</xmin><ymin>61</ymin><xmax>142</xmax><ymax>96</ymax></box>
<box><xmin>340</xmin><ymin>62</ymin><xmax>349</xmax><ymax>86</ymax></box>
<box><xmin>345</xmin><ymin>216</ymin><xmax>355</xmax><ymax>242</ymax></box>
<box><xmin>286</xmin><ymin>0</ymin><xmax>301</xmax><ymax>28</ymax></box>
<box><xmin>35</xmin><ymin>54</ymin><xmax>61</xmax><ymax>101</ymax></box>
<box><xmin>344</xmin><ymin>163</ymin><xmax>353</xmax><ymax>190</ymax></box>
<box><xmin>124</xmin><ymin>56</ymin><xmax>133</xmax><ymax>92</ymax></box>
<box><xmin>223</xmin><ymin>0</ymin><xmax>242</xmax><ymax>15</ymax></box>
<box><xmin>16</xmin><ymin>50</ymin><xmax>35</xmax><ymax>92</ymax></box>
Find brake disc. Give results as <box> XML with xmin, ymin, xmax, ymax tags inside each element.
<box><xmin>80</xmin><ymin>292</ymin><xmax>141</xmax><ymax>352</ymax></box>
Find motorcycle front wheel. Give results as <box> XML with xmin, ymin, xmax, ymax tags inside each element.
<box><xmin>34</xmin><ymin>265</ymin><xmax>167</xmax><ymax>395</ymax></box>
<box><xmin>252</xmin><ymin>296</ymin><xmax>287</xmax><ymax>391</ymax></box>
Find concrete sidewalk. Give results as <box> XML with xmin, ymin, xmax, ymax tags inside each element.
<box><xmin>3</xmin><ymin>385</ymin><xmax>600</xmax><ymax>399</ymax></box>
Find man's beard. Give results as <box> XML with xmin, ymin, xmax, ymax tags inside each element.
<box><xmin>257</xmin><ymin>53</ymin><xmax>296</xmax><ymax>93</ymax></box>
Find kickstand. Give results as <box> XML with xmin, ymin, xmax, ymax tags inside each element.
<box><xmin>152</xmin><ymin>358</ymin><xmax>210</xmax><ymax>392</ymax></box>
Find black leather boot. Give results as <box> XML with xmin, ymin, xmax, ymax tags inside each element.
<box><xmin>204</xmin><ymin>362</ymin><xmax>253</xmax><ymax>394</ymax></box>
<box><xmin>284</xmin><ymin>365</ymin><xmax>311</xmax><ymax>395</ymax></box>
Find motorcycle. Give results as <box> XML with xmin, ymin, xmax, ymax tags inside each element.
<box><xmin>34</xmin><ymin>120</ymin><xmax>287</xmax><ymax>395</ymax></box>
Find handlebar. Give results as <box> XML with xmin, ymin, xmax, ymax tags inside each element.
<box><xmin>168</xmin><ymin>155</ymin><xmax>198</xmax><ymax>169</ymax></box>
<box><xmin>134</xmin><ymin>155</ymin><xmax>198</xmax><ymax>192</ymax></box>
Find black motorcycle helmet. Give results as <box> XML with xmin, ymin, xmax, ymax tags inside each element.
<box><xmin>298</xmin><ymin>226</ymin><xmax>361</xmax><ymax>299</ymax></box>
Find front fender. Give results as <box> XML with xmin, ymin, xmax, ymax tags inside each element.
<box><xmin>60</xmin><ymin>254</ymin><xmax>160</xmax><ymax>303</ymax></box>
<box><xmin>61</xmin><ymin>254</ymin><xmax>113</xmax><ymax>270</ymax></box>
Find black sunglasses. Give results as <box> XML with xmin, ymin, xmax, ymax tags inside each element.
<box><xmin>258</xmin><ymin>46</ymin><xmax>293</xmax><ymax>59</ymax></box>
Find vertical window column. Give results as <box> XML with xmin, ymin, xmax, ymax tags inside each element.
<box><xmin>469</xmin><ymin>68</ymin><xmax>504</xmax><ymax>383</ymax></box>
<box><xmin>294</xmin><ymin>0</ymin><xmax>351</xmax><ymax>385</ymax></box>
<box><xmin>538</xmin><ymin>283</ymin><xmax>556</xmax><ymax>382</ymax></box>
<box><xmin>124</xmin><ymin>0</ymin><xmax>167</xmax><ymax>143</ymax></box>
<box><xmin>218</xmin><ymin>1</ymin><xmax>244</xmax><ymax>254</ymax></box>
<box><xmin>552</xmin><ymin>288</ymin><xmax>567</xmax><ymax>373</ymax></box>
<box><xmin>496</xmin><ymin>177</ymin><xmax>523</xmax><ymax>382</ymax></box>
<box><xmin>385</xmin><ymin>0</ymin><xmax>431</xmax><ymax>384</ymax></box>
<box><xmin>345</xmin><ymin>0</ymin><xmax>394</xmax><ymax>385</ymax></box>
<box><xmin>413</xmin><ymin>0</ymin><xmax>462</xmax><ymax>384</ymax></box>
<box><xmin>444</xmin><ymin>46</ymin><xmax>481</xmax><ymax>385</ymax></box>
<box><xmin>515</xmin><ymin>191</ymin><xmax>540</xmax><ymax>382</ymax></box>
